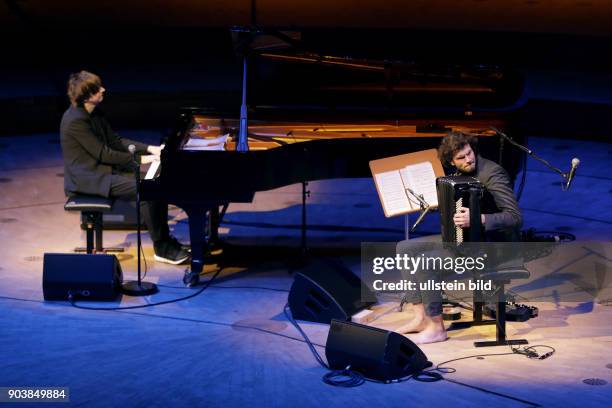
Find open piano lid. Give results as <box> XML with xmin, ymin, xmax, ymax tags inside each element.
<box><xmin>230</xmin><ymin>26</ymin><xmax>526</xmax><ymax>117</ymax></box>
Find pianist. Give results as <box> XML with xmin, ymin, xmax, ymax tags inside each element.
<box><xmin>60</xmin><ymin>70</ymin><xmax>190</xmax><ymax>264</ymax></box>
<box><xmin>398</xmin><ymin>131</ymin><xmax>522</xmax><ymax>343</ymax></box>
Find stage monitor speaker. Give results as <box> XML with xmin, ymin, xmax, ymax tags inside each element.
<box><xmin>288</xmin><ymin>259</ymin><xmax>376</xmax><ymax>324</ymax></box>
<box><xmin>325</xmin><ymin>319</ymin><xmax>431</xmax><ymax>381</ymax></box>
<box><xmin>42</xmin><ymin>253</ymin><xmax>123</xmax><ymax>301</ymax></box>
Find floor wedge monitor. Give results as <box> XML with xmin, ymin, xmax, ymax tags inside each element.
<box><xmin>43</xmin><ymin>253</ymin><xmax>123</xmax><ymax>301</ymax></box>
<box><xmin>288</xmin><ymin>260</ymin><xmax>376</xmax><ymax>324</ymax></box>
<box><xmin>325</xmin><ymin>319</ymin><xmax>431</xmax><ymax>381</ymax></box>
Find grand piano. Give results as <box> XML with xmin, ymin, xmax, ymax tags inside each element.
<box><xmin>140</xmin><ymin>27</ymin><xmax>527</xmax><ymax>285</ymax></box>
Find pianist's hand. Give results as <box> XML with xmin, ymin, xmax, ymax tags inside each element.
<box><xmin>454</xmin><ymin>207</ymin><xmax>486</xmax><ymax>229</ymax></box>
<box><xmin>146</xmin><ymin>144</ymin><xmax>164</xmax><ymax>158</ymax></box>
<box><xmin>140</xmin><ymin>154</ymin><xmax>159</xmax><ymax>165</ymax></box>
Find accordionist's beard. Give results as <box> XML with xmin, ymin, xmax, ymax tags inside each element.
<box><xmin>455</xmin><ymin>159</ymin><xmax>476</xmax><ymax>175</ymax></box>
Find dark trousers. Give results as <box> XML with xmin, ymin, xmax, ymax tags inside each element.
<box><xmin>397</xmin><ymin>240</ymin><xmax>453</xmax><ymax>317</ymax></box>
<box><xmin>109</xmin><ymin>173</ymin><xmax>169</xmax><ymax>242</ymax></box>
<box><xmin>401</xmin><ymin>268</ymin><xmax>447</xmax><ymax>317</ymax></box>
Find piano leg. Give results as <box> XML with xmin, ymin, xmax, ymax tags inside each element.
<box><xmin>208</xmin><ymin>206</ymin><xmax>220</xmax><ymax>246</ymax></box>
<box><xmin>183</xmin><ymin>205</ymin><xmax>208</xmax><ymax>286</ymax></box>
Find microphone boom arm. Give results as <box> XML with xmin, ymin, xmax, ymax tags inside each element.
<box><xmin>490</xmin><ymin>127</ymin><xmax>572</xmax><ymax>185</ymax></box>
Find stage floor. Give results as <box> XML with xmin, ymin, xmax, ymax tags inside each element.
<box><xmin>0</xmin><ymin>132</ymin><xmax>611</xmax><ymax>407</ymax></box>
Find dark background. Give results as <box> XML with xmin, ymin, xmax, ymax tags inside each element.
<box><xmin>1</xmin><ymin>1</ymin><xmax>612</xmax><ymax>140</ymax></box>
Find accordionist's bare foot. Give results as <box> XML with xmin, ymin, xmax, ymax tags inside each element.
<box><xmin>395</xmin><ymin>317</ymin><xmax>425</xmax><ymax>334</ymax></box>
<box><xmin>395</xmin><ymin>303</ymin><xmax>426</xmax><ymax>333</ymax></box>
<box><xmin>407</xmin><ymin>315</ymin><xmax>448</xmax><ymax>344</ymax></box>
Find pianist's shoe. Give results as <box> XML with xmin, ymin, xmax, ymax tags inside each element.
<box><xmin>168</xmin><ymin>236</ymin><xmax>191</xmax><ymax>252</ymax></box>
<box><xmin>153</xmin><ymin>238</ymin><xmax>190</xmax><ymax>265</ymax></box>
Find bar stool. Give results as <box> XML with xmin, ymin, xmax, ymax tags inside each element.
<box><xmin>448</xmin><ymin>267</ymin><xmax>530</xmax><ymax>347</ymax></box>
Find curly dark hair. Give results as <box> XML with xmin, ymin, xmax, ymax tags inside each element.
<box><xmin>67</xmin><ymin>71</ymin><xmax>102</xmax><ymax>107</ymax></box>
<box><xmin>437</xmin><ymin>131</ymin><xmax>479</xmax><ymax>168</ymax></box>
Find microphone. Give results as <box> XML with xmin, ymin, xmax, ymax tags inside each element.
<box><xmin>128</xmin><ymin>144</ymin><xmax>138</xmax><ymax>170</ymax></box>
<box><xmin>564</xmin><ymin>158</ymin><xmax>580</xmax><ymax>191</ymax></box>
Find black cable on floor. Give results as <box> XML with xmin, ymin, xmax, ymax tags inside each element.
<box><xmin>69</xmin><ymin>268</ymin><xmax>222</xmax><ymax>311</ymax></box>
<box><xmin>443</xmin><ymin>377</ymin><xmax>541</xmax><ymax>408</ymax></box>
<box><xmin>435</xmin><ymin>352</ymin><xmax>543</xmax><ymax>407</ymax></box>
<box><xmin>157</xmin><ymin>283</ymin><xmax>289</xmax><ymax>292</ymax></box>
<box><xmin>283</xmin><ymin>304</ymin><xmax>329</xmax><ymax>370</ymax></box>
<box><xmin>154</xmin><ymin>269</ymin><xmax>290</xmax><ymax>292</ymax></box>
<box><xmin>139</xmin><ymin>238</ymin><xmax>149</xmax><ymax>280</ymax></box>
<box><xmin>322</xmin><ymin>369</ymin><xmax>366</xmax><ymax>387</ymax></box>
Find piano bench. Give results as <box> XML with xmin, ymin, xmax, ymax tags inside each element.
<box><xmin>449</xmin><ymin>267</ymin><xmax>531</xmax><ymax>348</ymax></box>
<box><xmin>64</xmin><ymin>195</ymin><xmax>124</xmax><ymax>254</ymax></box>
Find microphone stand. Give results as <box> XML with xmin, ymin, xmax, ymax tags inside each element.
<box><xmin>405</xmin><ymin>187</ymin><xmax>431</xmax><ymax>233</ymax></box>
<box><xmin>490</xmin><ymin>127</ymin><xmax>570</xmax><ymax>187</ymax></box>
<box><xmin>121</xmin><ymin>150</ymin><xmax>158</xmax><ymax>296</ymax></box>
<box><xmin>236</xmin><ymin>56</ymin><xmax>250</xmax><ymax>152</ymax></box>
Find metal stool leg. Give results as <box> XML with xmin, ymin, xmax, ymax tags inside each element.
<box><xmin>85</xmin><ymin>212</ymin><xmax>95</xmax><ymax>254</ymax></box>
<box><xmin>74</xmin><ymin>211</ymin><xmax>124</xmax><ymax>254</ymax></box>
<box><xmin>94</xmin><ymin>212</ymin><xmax>103</xmax><ymax>253</ymax></box>
<box><xmin>474</xmin><ymin>281</ymin><xmax>528</xmax><ymax>347</ymax></box>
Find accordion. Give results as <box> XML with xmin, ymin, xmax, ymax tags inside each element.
<box><xmin>436</xmin><ymin>176</ymin><xmax>484</xmax><ymax>243</ymax></box>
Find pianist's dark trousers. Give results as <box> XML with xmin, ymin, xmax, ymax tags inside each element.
<box><xmin>109</xmin><ymin>172</ymin><xmax>169</xmax><ymax>243</ymax></box>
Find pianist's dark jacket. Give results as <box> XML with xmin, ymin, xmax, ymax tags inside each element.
<box><xmin>463</xmin><ymin>155</ymin><xmax>523</xmax><ymax>241</ymax></box>
<box><xmin>60</xmin><ymin>106</ymin><xmax>148</xmax><ymax>197</ymax></box>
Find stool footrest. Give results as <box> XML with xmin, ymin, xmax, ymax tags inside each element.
<box><xmin>74</xmin><ymin>247</ymin><xmax>125</xmax><ymax>254</ymax></box>
<box><xmin>448</xmin><ymin>320</ymin><xmax>495</xmax><ymax>331</ymax></box>
<box><xmin>475</xmin><ymin>339</ymin><xmax>528</xmax><ymax>347</ymax></box>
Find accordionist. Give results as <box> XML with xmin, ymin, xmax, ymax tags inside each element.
<box><xmin>396</xmin><ymin>131</ymin><xmax>523</xmax><ymax>344</ymax></box>
<box><xmin>438</xmin><ymin>131</ymin><xmax>523</xmax><ymax>242</ymax></box>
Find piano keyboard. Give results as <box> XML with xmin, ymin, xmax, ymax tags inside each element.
<box><xmin>145</xmin><ymin>159</ymin><xmax>161</xmax><ymax>180</ymax></box>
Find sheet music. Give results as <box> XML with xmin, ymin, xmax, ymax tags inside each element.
<box><xmin>183</xmin><ymin>134</ymin><xmax>229</xmax><ymax>150</ymax></box>
<box><xmin>374</xmin><ymin>170</ymin><xmax>412</xmax><ymax>216</ymax></box>
<box><xmin>399</xmin><ymin>162</ymin><xmax>438</xmax><ymax>208</ymax></box>
<box><xmin>145</xmin><ymin>159</ymin><xmax>161</xmax><ymax>180</ymax></box>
